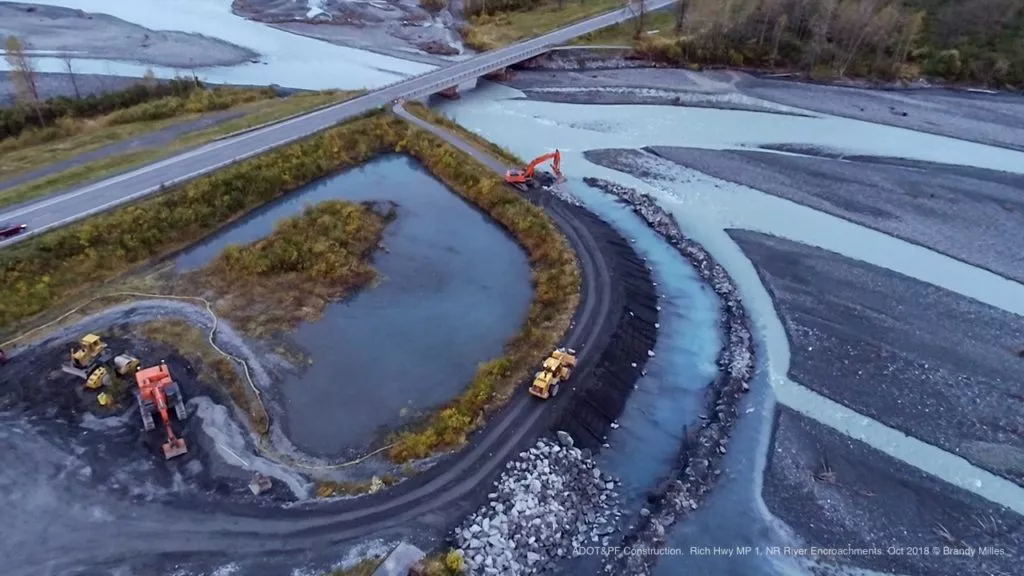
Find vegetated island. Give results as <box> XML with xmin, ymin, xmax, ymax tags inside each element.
<box><xmin>186</xmin><ymin>200</ymin><xmax>397</xmax><ymax>338</ymax></box>
<box><xmin>0</xmin><ymin>109</ymin><xmax>580</xmax><ymax>470</ymax></box>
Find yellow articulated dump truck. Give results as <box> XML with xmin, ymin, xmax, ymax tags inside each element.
<box><xmin>529</xmin><ymin>347</ymin><xmax>577</xmax><ymax>400</ymax></box>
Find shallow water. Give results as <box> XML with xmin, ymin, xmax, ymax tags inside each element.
<box><xmin>1</xmin><ymin>0</ymin><xmax>433</xmax><ymax>90</ymax></box>
<box><xmin>176</xmin><ymin>155</ymin><xmax>532</xmax><ymax>456</ymax></box>
<box><xmin>439</xmin><ymin>81</ymin><xmax>1024</xmax><ymax>574</ymax></box>
<box><xmin>568</xmin><ymin>181</ymin><xmax>721</xmax><ymax>510</ymax></box>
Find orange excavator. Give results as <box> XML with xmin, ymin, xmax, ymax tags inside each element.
<box><xmin>505</xmin><ymin>149</ymin><xmax>562</xmax><ymax>186</ymax></box>
<box><xmin>135</xmin><ymin>363</ymin><xmax>189</xmax><ymax>459</ymax></box>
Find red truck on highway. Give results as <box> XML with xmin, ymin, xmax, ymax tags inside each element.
<box><xmin>0</xmin><ymin>222</ymin><xmax>27</xmax><ymax>239</ymax></box>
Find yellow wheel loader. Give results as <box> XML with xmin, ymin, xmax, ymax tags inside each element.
<box><xmin>61</xmin><ymin>333</ymin><xmax>141</xmax><ymax>390</ymax></box>
<box><xmin>529</xmin><ymin>347</ymin><xmax>577</xmax><ymax>400</ymax></box>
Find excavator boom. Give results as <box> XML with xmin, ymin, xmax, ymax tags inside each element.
<box><xmin>505</xmin><ymin>150</ymin><xmax>562</xmax><ymax>185</ymax></box>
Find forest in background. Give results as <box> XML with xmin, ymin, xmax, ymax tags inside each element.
<box><xmin>471</xmin><ymin>0</ymin><xmax>1024</xmax><ymax>86</ymax></box>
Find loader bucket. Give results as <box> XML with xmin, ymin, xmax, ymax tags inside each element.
<box><xmin>162</xmin><ymin>438</ymin><xmax>188</xmax><ymax>460</ymax></box>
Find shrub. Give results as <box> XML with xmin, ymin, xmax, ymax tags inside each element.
<box><xmin>190</xmin><ymin>200</ymin><xmax>396</xmax><ymax>336</ymax></box>
<box><xmin>2</xmin><ymin>108</ymin><xmax>581</xmax><ymax>460</ymax></box>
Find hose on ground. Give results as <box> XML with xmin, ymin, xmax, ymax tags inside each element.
<box><xmin>2</xmin><ymin>291</ymin><xmax>392</xmax><ymax>472</ymax></box>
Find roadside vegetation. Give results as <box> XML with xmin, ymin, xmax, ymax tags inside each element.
<box><xmin>0</xmin><ymin>87</ymin><xmax>356</xmax><ymax>209</ymax></box>
<box><xmin>403</xmin><ymin>101</ymin><xmax>523</xmax><ymax>166</ymax></box>
<box><xmin>461</xmin><ymin>0</ymin><xmax>623</xmax><ymax>51</ymax></box>
<box><xmin>0</xmin><ymin>109</ymin><xmax>580</xmax><ymax>458</ymax></box>
<box><xmin>189</xmin><ymin>200</ymin><xmax>396</xmax><ymax>337</ymax></box>
<box><xmin>0</xmin><ymin>83</ymin><xmax>275</xmax><ymax>178</ymax></box>
<box><xmin>577</xmin><ymin>0</ymin><xmax>1024</xmax><ymax>87</ymax></box>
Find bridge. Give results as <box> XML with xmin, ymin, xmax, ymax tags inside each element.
<box><xmin>0</xmin><ymin>0</ymin><xmax>676</xmax><ymax>247</ymax></box>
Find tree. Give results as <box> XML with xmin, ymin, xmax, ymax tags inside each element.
<box><xmin>4</xmin><ymin>35</ymin><xmax>44</xmax><ymax>125</ymax></box>
<box><xmin>633</xmin><ymin>0</ymin><xmax>647</xmax><ymax>40</ymax></box>
<box><xmin>675</xmin><ymin>0</ymin><xmax>689</xmax><ymax>35</ymax></box>
<box><xmin>60</xmin><ymin>54</ymin><xmax>81</xmax><ymax>99</ymax></box>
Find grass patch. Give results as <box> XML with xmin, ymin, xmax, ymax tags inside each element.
<box><xmin>188</xmin><ymin>200</ymin><xmax>395</xmax><ymax>337</ymax></box>
<box><xmin>415</xmin><ymin>550</ymin><xmax>467</xmax><ymax>576</ymax></box>
<box><xmin>136</xmin><ymin>318</ymin><xmax>269</xmax><ymax>434</ymax></box>
<box><xmin>315</xmin><ymin>473</ymin><xmax>401</xmax><ymax>498</ymax></box>
<box><xmin>0</xmin><ymin>87</ymin><xmax>277</xmax><ymax>176</ymax></box>
<box><xmin>0</xmin><ymin>90</ymin><xmax>357</xmax><ymax>210</ymax></box>
<box><xmin>572</xmin><ymin>9</ymin><xmax>675</xmax><ymax>46</ymax></box>
<box><xmin>403</xmin><ymin>101</ymin><xmax>523</xmax><ymax>166</ymax></box>
<box><xmin>1</xmin><ymin>109</ymin><xmax>579</xmax><ymax>459</ymax></box>
<box><xmin>326</xmin><ymin>557</ymin><xmax>384</xmax><ymax>576</ymax></box>
<box><xmin>462</xmin><ymin>0</ymin><xmax>623</xmax><ymax>51</ymax></box>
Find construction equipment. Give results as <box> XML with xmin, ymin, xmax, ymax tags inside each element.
<box><xmin>529</xmin><ymin>347</ymin><xmax>577</xmax><ymax>400</ymax></box>
<box><xmin>62</xmin><ymin>334</ymin><xmax>140</xmax><ymax>388</ymax></box>
<box><xmin>135</xmin><ymin>363</ymin><xmax>189</xmax><ymax>459</ymax></box>
<box><xmin>505</xmin><ymin>150</ymin><xmax>562</xmax><ymax>186</ymax></box>
<box><xmin>69</xmin><ymin>334</ymin><xmax>114</xmax><ymax>373</ymax></box>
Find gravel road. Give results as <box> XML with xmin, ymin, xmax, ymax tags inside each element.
<box><xmin>728</xmin><ymin>229</ymin><xmax>1024</xmax><ymax>488</ymax></box>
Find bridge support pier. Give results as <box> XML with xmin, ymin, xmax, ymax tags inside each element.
<box><xmin>484</xmin><ymin>67</ymin><xmax>513</xmax><ymax>81</ymax></box>
<box><xmin>437</xmin><ymin>86</ymin><xmax>460</xmax><ymax>99</ymax></box>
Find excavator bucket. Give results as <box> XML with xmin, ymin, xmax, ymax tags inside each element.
<box><xmin>162</xmin><ymin>437</ymin><xmax>188</xmax><ymax>460</ymax></box>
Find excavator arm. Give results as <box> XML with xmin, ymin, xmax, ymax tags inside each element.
<box><xmin>505</xmin><ymin>150</ymin><xmax>562</xmax><ymax>185</ymax></box>
<box><xmin>154</xmin><ymin>385</ymin><xmax>187</xmax><ymax>459</ymax></box>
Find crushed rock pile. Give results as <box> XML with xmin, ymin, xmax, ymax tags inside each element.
<box><xmin>584</xmin><ymin>177</ymin><xmax>756</xmax><ymax>576</ymax></box>
<box><xmin>454</xmin><ymin>433</ymin><xmax>621</xmax><ymax>575</ymax></box>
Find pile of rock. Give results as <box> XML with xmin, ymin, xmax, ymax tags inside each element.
<box><xmin>583</xmin><ymin>177</ymin><xmax>756</xmax><ymax>576</ymax></box>
<box><xmin>454</xmin><ymin>433</ymin><xmax>621</xmax><ymax>575</ymax></box>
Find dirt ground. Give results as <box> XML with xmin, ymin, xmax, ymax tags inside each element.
<box><xmin>0</xmin><ymin>2</ymin><xmax>258</xmax><ymax>68</ymax></box>
<box><xmin>0</xmin><ymin>322</ymin><xmax>294</xmax><ymax>504</ymax></box>
<box><xmin>764</xmin><ymin>406</ymin><xmax>1023</xmax><ymax>576</ymax></box>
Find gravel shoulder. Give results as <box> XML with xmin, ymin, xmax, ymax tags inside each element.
<box><xmin>0</xmin><ymin>2</ymin><xmax>258</xmax><ymax>68</ymax></box>
<box><xmin>644</xmin><ymin>145</ymin><xmax>1024</xmax><ymax>284</ymax></box>
<box><xmin>764</xmin><ymin>405</ymin><xmax>1023</xmax><ymax>576</ymax></box>
<box><xmin>727</xmin><ymin>229</ymin><xmax>1024</xmax><ymax>487</ymax></box>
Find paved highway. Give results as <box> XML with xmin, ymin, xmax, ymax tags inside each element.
<box><xmin>0</xmin><ymin>0</ymin><xmax>675</xmax><ymax>249</ymax></box>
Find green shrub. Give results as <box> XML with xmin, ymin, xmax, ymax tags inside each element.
<box><xmin>2</xmin><ymin>109</ymin><xmax>581</xmax><ymax>461</ymax></box>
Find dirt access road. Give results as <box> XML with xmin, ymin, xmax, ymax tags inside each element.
<box><xmin>3</xmin><ymin>107</ymin><xmax>635</xmax><ymax>576</ymax></box>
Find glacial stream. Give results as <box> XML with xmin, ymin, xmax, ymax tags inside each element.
<box><xmin>436</xmin><ymin>82</ymin><xmax>1024</xmax><ymax>575</ymax></box>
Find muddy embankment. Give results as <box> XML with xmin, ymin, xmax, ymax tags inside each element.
<box><xmin>231</xmin><ymin>0</ymin><xmax>466</xmax><ymax>62</ymax></box>
<box><xmin>582</xmin><ymin>178</ymin><xmax>755</xmax><ymax>576</ymax></box>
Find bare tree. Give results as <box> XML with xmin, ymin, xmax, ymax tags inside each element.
<box><xmin>4</xmin><ymin>35</ymin><xmax>44</xmax><ymax>125</ymax></box>
<box><xmin>676</xmin><ymin>0</ymin><xmax>689</xmax><ymax>34</ymax></box>
<box><xmin>60</xmin><ymin>54</ymin><xmax>81</xmax><ymax>99</ymax></box>
<box><xmin>142</xmin><ymin>67</ymin><xmax>158</xmax><ymax>88</ymax></box>
<box><xmin>633</xmin><ymin>0</ymin><xmax>648</xmax><ymax>41</ymax></box>
<box><xmin>770</xmin><ymin>13</ymin><xmax>788</xmax><ymax>67</ymax></box>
